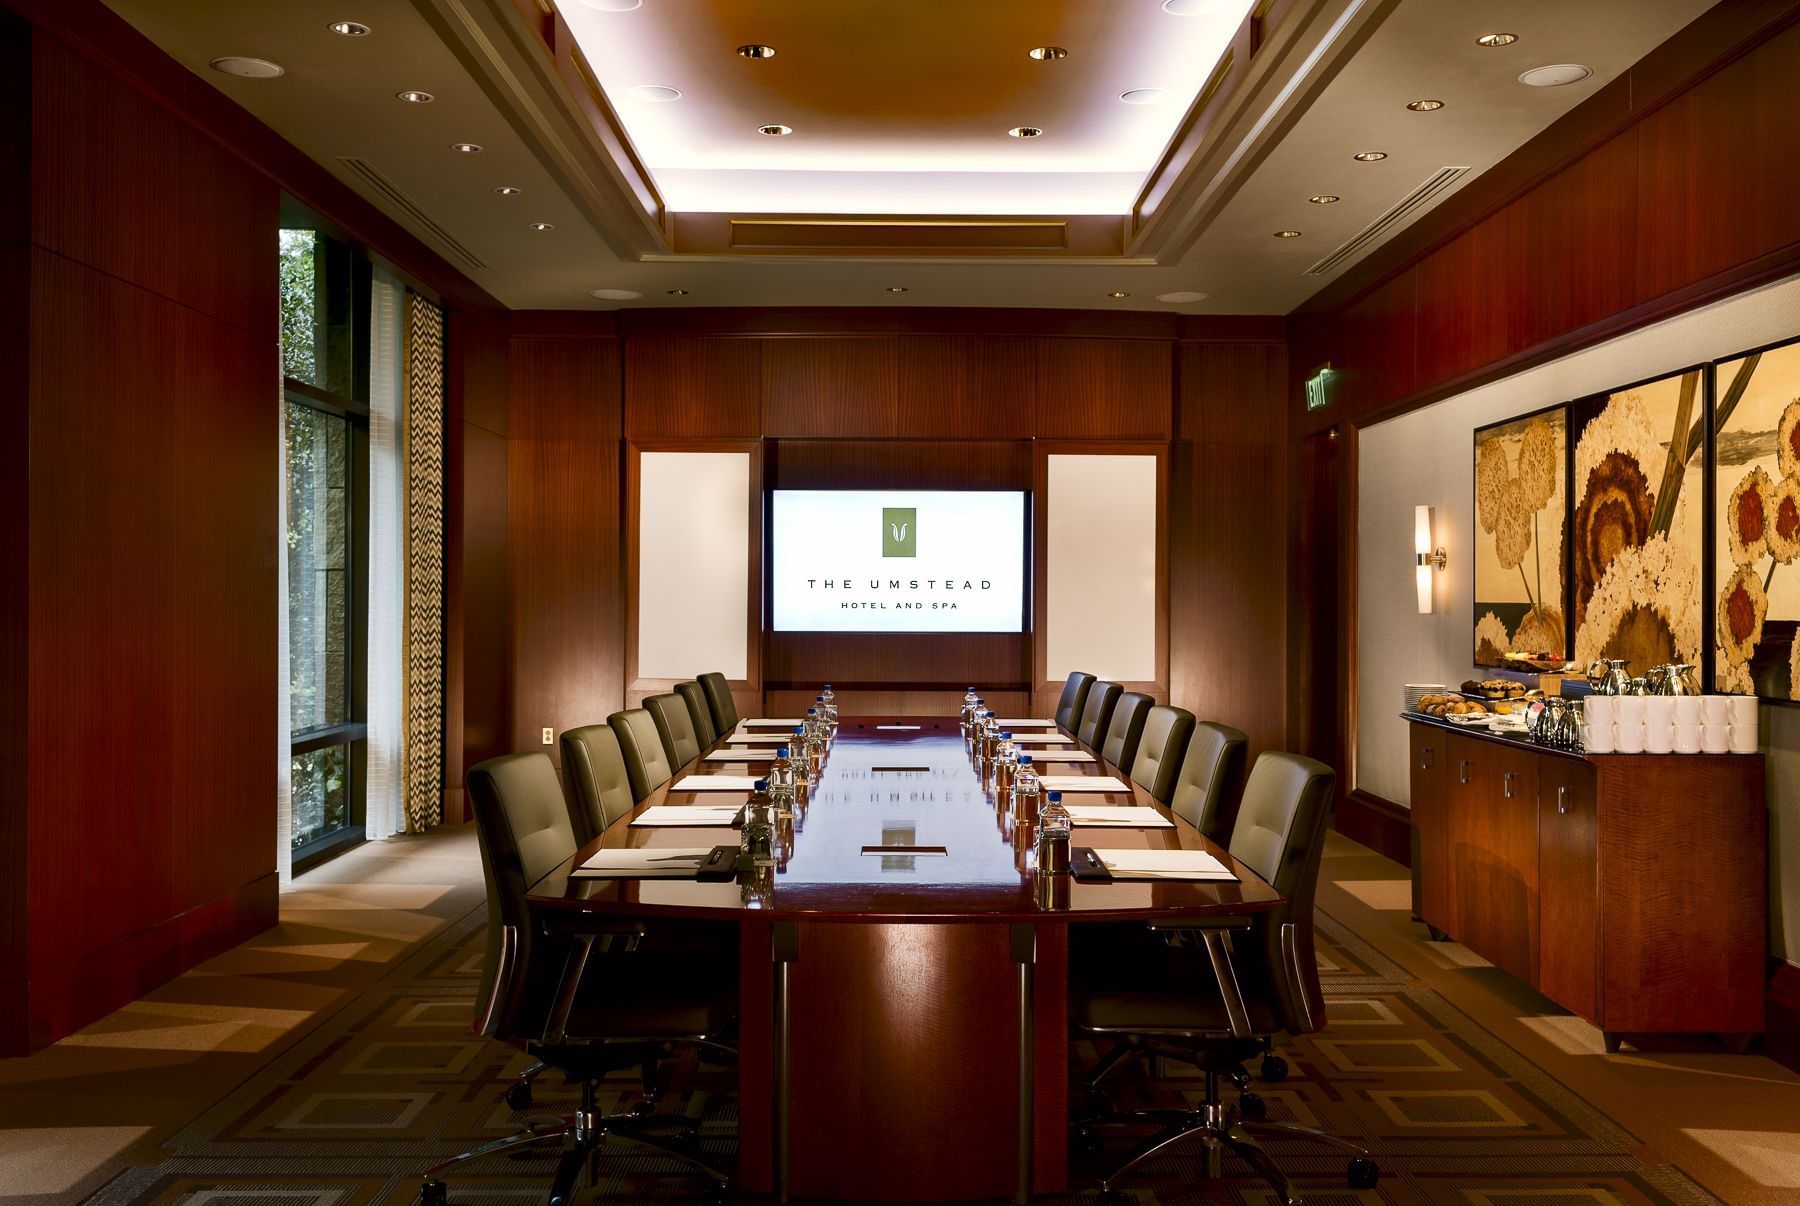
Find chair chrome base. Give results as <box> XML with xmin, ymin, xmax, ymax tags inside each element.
<box><xmin>418</xmin><ymin>1078</ymin><xmax>730</xmax><ymax>1206</ymax></box>
<box><xmin>1079</xmin><ymin>1069</ymin><xmax>1378</xmax><ymax>1205</ymax></box>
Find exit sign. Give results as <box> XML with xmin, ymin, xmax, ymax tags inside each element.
<box><xmin>1305</xmin><ymin>363</ymin><xmax>1334</xmax><ymax>411</ymax></box>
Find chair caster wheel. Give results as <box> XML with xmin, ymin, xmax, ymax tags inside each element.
<box><xmin>1096</xmin><ymin>1190</ymin><xmax>1132</xmax><ymax>1206</ymax></box>
<box><xmin>1347</xmin><ymin>1156</ymin><xmax>1380</xmax><ymax>1189</ymax></box>
<box><xmin>504</xmin><ymin>1081</ymin><xmax>533</xmax><ymax>1110</ymax></box>
<box><xmin>1260</xmin><ymin>1054</ymin><xmax>1289</xmax><ymax>1082</ymax></box>
<box><xmin>1238</xmin><ymin>1091</ymin><xmax>1268</xmax><ymax>1120</ymax></box>
<box><xmin>419</xmin><ymin>1181</ymin><xmax>448</xmax><ymax>1206</ymax></box>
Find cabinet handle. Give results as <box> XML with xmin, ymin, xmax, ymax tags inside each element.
<box><xmin>1458</xmin><ymin>759</ymin><xmax>1471</xmax><ymax>785</ymax></box>
<box><xmin>1420</xmin><ymin>746</ymin><xmax>1435</xmax><ymax>770</ymax></box>
<box><xmin>1503</xmin><ymin>771</ymin><xmax>1516</xmax><ymax>799</ymax></box>
<box><xmin>1557</xmin><ymin>786</ymin><xmax>1569</xmax><ymax>815</ymax></box>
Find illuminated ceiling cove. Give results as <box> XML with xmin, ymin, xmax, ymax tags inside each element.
<box><xmin>556</xmin><ymin>0</ymin><xmax>1255</xmax><ymax>215</ymax></box>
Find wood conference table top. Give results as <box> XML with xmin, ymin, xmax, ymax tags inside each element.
<box><xmin>529</xmin><ymin>717</ymin><xmax>1281</xmax><ymax>923</ymax></box>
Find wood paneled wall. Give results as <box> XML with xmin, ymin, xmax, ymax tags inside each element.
<box><xmin>1</xmin><ymin>29</ymin><xmax>280</xmax><ymax>1054</ymax></box>
<box><xmin>1285</xmin><ymin>3</ymin><xmax>1800</xmax><ymax>855</ymax></box>
<box><xmin>502</xmin><ymin>311</ymin><xmax>1292</xmax><ymax>749</ymax></box>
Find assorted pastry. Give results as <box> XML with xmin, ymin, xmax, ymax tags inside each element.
<box><xmin>1416</xmin><ymin>693</ymin><xmax>1489</xmax><ymax>718</ymax></box>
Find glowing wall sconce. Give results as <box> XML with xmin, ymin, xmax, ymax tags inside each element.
<box><xmin>1415</xmin><ymin>505</ymin><xmax>1447</xmax><ymax>614</ymax></box>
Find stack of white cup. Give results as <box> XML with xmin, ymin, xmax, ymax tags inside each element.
<box><xmin>1581</xmin><ymin>694</ymin><xmax>1758</xmax><ymax>754</ymax></box>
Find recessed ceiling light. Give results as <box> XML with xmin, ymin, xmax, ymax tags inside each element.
<box><xmin>885</xmin><ymin>286</ymin><xmax>909</xmax><ymax>293</ymax></box>
<box><xmin>450</xmin><ymin>142</ymin><xmax>482</xmax><ymax>153</ymax></box>
<box><xmin>666</xmin><ymin>289</ymin><xmax>690</xmax><ymax>296</ymax></box>
<box><xmin>208</xmin><ymin>56</ymin><xmax>284</xmax><ymax>79</ymax></box>
<box><xmin>1107</xmin><ymin>291</ymin><xmax>1130</xmax><ymax>299</ymax></box>
<box><xmin>758</xmin><ymin>123</ymin><xmax>792</xmax><ymax>137</ymax></box>
<box><xmin>1008</xmin><ymin>126</ymin><xmax>1044</xmax><ymax>139</ymax></box>
<box><xmin>327</xmin><ymin>21</ymin><xmax>370</xmax><ymax>37</ymax></box>
<box><xmin>579</xmin><ymin>0</ymin><xmax>643</xmax><ymax>10</ymax></box>
<box><xmin>1119</xmin><ymin>89</ymin><xmax>1167</xmax><ymax>105</ymax></box>
<box><xmin>495</xmin><ymin>186</ymin><xmax>522</xmax><ymax>196</ymax></box>
<box><xmin>1155</xmin><ymin>291</ymin><xmax>1209</xmax><ymax>304</ymax></box>
<box><xmin>1519</xmin><ymin>63</ymin><xmax>1593</xmax><ymax>87</ymax></box>
<box><xmin>737</xmin><ymin>43</ymin><xmax>777</xmax><ymax>59</ymax></box>
<box><xmin>1273</xmin><ymin>230</ymin><xmax>1302</xmax><ymax>238</ymax></box>
<box><xmin>396</xmin><ymin>89</ymin><xmax>433</xmax><ymax>103</ymax></box>
<box><xmin>1309</xmin><ymin>195</ymin><xmax>1340</xmax><ymax>204</ymax></box>
<box><xmin>1352</xmin><ymin>150</ymin><xmax>1387</xmax><ymax>162</ymax></box>
<box><xmin>1476</xmin><ymin>32</ymin><xmax>1519</xmax><ymax>47</ymax></box>
<box><xmin>1406</xmin><ymin>98</ymin><xmax>1445</xmax><ymax>112</ymax></box>
<box><xmin>1027</xmin><ymin>46</ymin><xmax>1068</xmax><ymax>61</ymax></box>
<box><xmin>1161</xmin><ymin>0</ymin><xmax>1210</xmax><ymax>12</ymax></box>
<box><xmin>529</xmin><ymin>222</ymin><xmax>554</xmax><ymax>231</ymax></box>
<box><xmin>629</xmin><ymin>84</ymin><xmax>682</xmax><ymax>102</ymax></box>
<box><xmin>590</xmin><ymin>288</ymin><xmax>642</xmax><ymax>300</ymax></box>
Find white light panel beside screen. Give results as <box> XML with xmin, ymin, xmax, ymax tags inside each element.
<box><xmin>637</xmin><ymin>451</ymin><xmax>749</xmax><ymax>680</ymax></box>
<box><xmin>1045</xmin><ymin>454</ymin><xmax>1157</xmax><ymax>682</ymax></box>
<box><xmin>770</xmin><ymin>491</ymin><xmax>1025</xmax><ymax>633</ymax></box>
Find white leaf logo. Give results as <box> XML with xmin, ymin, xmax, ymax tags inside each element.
<box><xmin>890</xmin><ymin>522</ymin><xmax>908</xmax><ymax>542</ymax></box>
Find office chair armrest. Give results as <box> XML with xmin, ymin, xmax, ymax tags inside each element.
<box><xmin>474</xmin><ymin>924</ymin><xmax>520</xmax><ymax>1039</ymax></box>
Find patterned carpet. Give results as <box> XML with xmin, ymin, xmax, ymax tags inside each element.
<box><xmin>83</xmin><ymin>903</ymin><xmax>1720</xmax><ymax>1206</ymax></box>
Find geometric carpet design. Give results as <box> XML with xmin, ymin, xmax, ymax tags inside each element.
<box><xmin>85</xmin><ymin>909</ymin><xmax>1722</xmax><ymax>1205</ymax></box>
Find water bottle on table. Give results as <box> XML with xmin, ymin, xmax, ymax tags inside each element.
<box><xmin>1036</xmin><ymin>790</ymin><xmax>1071</xmax><ymax>875</ymax></box>
<box><xmin>1013</xmin><ymin>755</ymin><xmax>1041</xmax><ymax>823</ymax></box>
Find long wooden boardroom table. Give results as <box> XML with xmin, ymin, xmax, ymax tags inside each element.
<box><xmin>528</xmin><ymin>717</ymin><xmax>1281</xmax><ymax>1203</ymax></box>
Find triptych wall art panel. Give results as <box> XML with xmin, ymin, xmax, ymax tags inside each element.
<box><xmin>1468</xmin><ymin>332</ymin><xmax>1800</xmax><ymax>702</ymax></box>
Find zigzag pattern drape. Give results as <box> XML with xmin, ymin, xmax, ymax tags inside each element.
<box><xmin>403</xmin><ymin>293</ymin><xmax>447</xmax><ymax>832</ymax></box>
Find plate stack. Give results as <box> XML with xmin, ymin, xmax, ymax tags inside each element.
<box><xmin>1404</xmin><ymin>683</ymin><xmax>1446</xmax><ymax>713</ymax></box>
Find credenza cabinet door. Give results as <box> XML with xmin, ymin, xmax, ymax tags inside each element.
<box><xmin>1536</xmin><ymin>757</ymin><xmax>1598</xmax><ymax>1021</ymax></box>
<box><xmin>1409</xmin><ymin>723</ymin><xmax>1451</xmax><ymax>933</ymax></box>
<box><xmin>1448</xmin><ymin>734</ymin><xmax>1539</xmax><ymax>986</ymax></box>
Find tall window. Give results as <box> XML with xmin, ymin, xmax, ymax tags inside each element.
<box><xmin>281</xmin><ymin>222</ymin><xmax>371</xmax><ymax>867</ymax></box>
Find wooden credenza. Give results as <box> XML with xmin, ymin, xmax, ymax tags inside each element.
<box><xmin>1406</xmin><ymin>715</ymin><xmax>1767</xmax><ymax>1051</ymax></box>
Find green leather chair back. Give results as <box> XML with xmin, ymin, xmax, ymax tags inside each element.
<box><xmin>1227</xmin><ymin>752</ymin><xmax>1336</xmax><ymax>1033</ymax></box>
<box><xmin>675</xmin><ymin>680</ymin><xmax>717</xmax><ymax>746</ymax></box>
<box><xmin>1075</xmin><ymin>680</ymin><xmax>1122</xmax><ymax>748</ymax></box>
<box><xmin>609</xmin><ymin>708</ymin><xmax>674</xmax><ymax>802</ymax></box>
<box><xmin>559</xmin><ymin>723</ymin><xmax>636</xmax><ymax>844</ymax></box>
<box><xmin>1128</xmin><ymin>704</ymin><xmax>1195</xmax><ymax>804</ymax></box>
<box><xmin>467</xmin><ymin>752</ymin><xmax>577</xmax><ymax>1039</ymax></box>
<box><xmin>698</xmin><ymin>672</ymin><xmax>739</xmax><ymax>733</ymax></box>
<box><xmin>646</xmin><ymin>692</ymin><xmax>701</xmax><ymax>767</ymax></box>
<box><xmin>1053</xmin><ymin>672</ymin><xmax>1096</xmax><ymax>732</ymax></box>
<box><xmin>1099</xmin><ymin>691</ymin><xmax>1152</xmax><ymax>772</ymax></box>
<box><xmin>1169</xmin><ymin>722</ymin><xmax>1248</xmax><ymax>839</ymax></box>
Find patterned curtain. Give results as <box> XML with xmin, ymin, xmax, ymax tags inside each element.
<box><xmin>403</xmin><ymin>293</ymin><xmax>447</xmax><ymax>831</ymax></box>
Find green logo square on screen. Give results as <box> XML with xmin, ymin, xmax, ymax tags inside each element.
<box><xmin>882</xmin><ymin>507</ymin><xmax>917</xmax><ymax>557</ymax></box>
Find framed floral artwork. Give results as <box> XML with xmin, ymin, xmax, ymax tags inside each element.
<box><xmin>1566</xmin><ymin>366</ymin><xmax>1706</xmax><ymax>675</ymax></box>
<box><xmin>1473</xmin><ymin>405</ymin><xmax>1567</xmax><ymax>666</ymax></box>
<box><xmin>1714</xmin><ymin>335</ymin><xmax>1800</xmax><ymax>700</ymax></box>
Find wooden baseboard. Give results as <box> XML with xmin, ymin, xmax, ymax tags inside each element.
<box><xmin>1</xmin><ymin>873</ymin><xmax>279</xmax><ymax>1055</ymax></box>
<box><xmin>1767</xmin><ymin>961</ymin><xmax>1800</xmax><ymax>1072</ymax></box>
<box><xmin>1335</xmin><ymin>788</ymin><xmax>1413</xmax><ymax>867</ymax></box>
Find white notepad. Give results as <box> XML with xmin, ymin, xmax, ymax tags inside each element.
<box><xmin>1092</xmin><ymin>848</ymin><xmax>1237</xmax><ymax>881</ymax></box>
<box><xmin>630</xmin><ymin>805</ymin><xmax>742</xmax><ymax>828</ymax></box>
<box><xmin>994</xmin><ymin>718</ymin><xmax>1058</xmax><ymax>728</ymax></box>
<box><xmin>1038</xmin><ymin>775</ymin><xmax>1133</xmax><ymax>793</ymax></box>
<box><xmin>1066</xmin><ymin>805</ymin><xmax>1173</xmax><ymax>828</ymax></box>
<box><xmin>573</xmin><ymin>847</ymin><xmax>715</xmax><ymax>877</ymax></box>
<box><xmin>724</xmin><ymin>735</ymin><xmax>791</xmax><ymax>745</ymax></box>
<box><xmin>705</xmin><ymin>749</ymin><xmax>775</xmax><ymax>761</ymax></box>
<box><xmin>1028</xmin><ymin>750</ymin><xmax>1096</xmax><ymax>763</ymax></box>
<box><xmin>1011</xmin><ymin>735</ymin><xmax>1076</xmax><ymax>745</ymax></box>
<box><xmin>671</xmin><ymin>774</ymin><xmax>761</xmax><ymax>792</ymax></box>
<box><xmin>741</xmin><ymin>718</ymin><xmax>805</xmax><ymax>728</ymax></box>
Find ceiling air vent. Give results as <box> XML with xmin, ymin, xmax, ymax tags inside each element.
<box><xmin>336</xmin><ymin>157</ymin><xmax>489</xmax><ymax>271</ymax></box>
<box><xmin>1303</xmin><ymin>166</ymin><xmax>1470</xmax><ymax>277</ymax></box>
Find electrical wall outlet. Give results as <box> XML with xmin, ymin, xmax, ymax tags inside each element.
<box><xmin>541</xmin><ymin>727</ymin><xmax>554</xmax><ymax>745</ymax></box>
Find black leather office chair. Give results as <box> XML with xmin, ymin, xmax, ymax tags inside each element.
<box><xmin>1076</xmin><ymin>680</ymin><xmax>1123</xmax><ymax>748</ymax></box>
<box><xmin>697</xmin><ymin>671</ymin><xmax>739</xmax><ymax>733</ymax></box>
<box><xmin>560</xmin><ymin>723</ymin><xmax>637</xmax><ymax>845</ymax></box>
<box><xmin>418</xmin><ymin>753</ymin><xmax>734</xmax><ymax>1206</ymax></box>
<box><xmin>1054</xmin><ymin>671</ymin><xmax>1096</xmax><ymax>732</ymax></box>
<box><xmin>646</xmin><ymin>691</ymin><xmax>702</xmax><ymax>767</ymax></box>
<box><xmin>1170</xmin><ymin>722</ymin><xmax>1249</xmax><ymax>839</ymax></box>
<box><xmin>1128</xmin><ymin>705</ymin><xmax>1195</xmax><ymax>804</ymax></box>
<box><xmin>610</xmin><ymin>708</ymin><xmax>675</xmax><ymax>802</ymax></box>
<box><xmin>1073</xmin><ymin>753</ymin><xmax>1378</xmax><ymax>1203</ymax></box>
<box><xmin>1099</xmin><ymin>691</ymin><xmax>1152</xmax><ymax>773</ymax></box>
<box><xmin>676</xmin><ymin>680</ymin><xmax>718</xmax><ymax>746</ymax></box>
